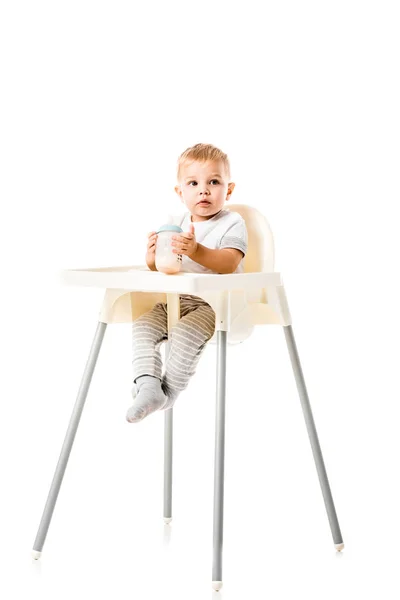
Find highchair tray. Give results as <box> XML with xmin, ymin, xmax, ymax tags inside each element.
<box><xmin>61</xmin><ymin>265</ymin><xmax>282</xmax><ymax>294</ymax></box>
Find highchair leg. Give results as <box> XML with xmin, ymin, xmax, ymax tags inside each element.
<box><xmin>32</xmin><ymin>321</ymin><xmax>107</xmax><ymax>559</ymax></box>
<box><xmin>283</xmin><ymin>324</ymin><xmax>344</xmax><ymax>551</ymax></box>
<box><xmin>212</xmin><ymin>330</ymin><xmax>227</xmax><ymax>592</ymax></box>
<box><xmin>163</xmin><ymin>294</ymin><xmax>180</xmax><ymax>525</ymax></box>
<box><xmin>163</xmin><ymin>408</ymin><xmax>173</xmax><ymax>524</ymax></box>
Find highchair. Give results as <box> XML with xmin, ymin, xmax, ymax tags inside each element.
<box><xmin>32</xmin><ymin>204</ymin><xmax>344</xmax><ymax>591</ymax></box>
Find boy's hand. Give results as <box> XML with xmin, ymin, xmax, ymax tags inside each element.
<box><xmin>145</xmin><ymin>231</ymin><xmax>158</xmax><ymax>271</ymax></box>
<box><xmin>146</xmin><ymin>231</ymin><xmax>157</xmax><ymax>255</ymax></box>
<box><xmin>172</xmin><ymin>224</ymin><xmax>198</xmax><ymax>258</ymax></box>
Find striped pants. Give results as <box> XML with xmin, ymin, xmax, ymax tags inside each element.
<box><xmin>132</xmin><ymin>294</ymin><xmax>216</xmax><ymax>399</ymax></box>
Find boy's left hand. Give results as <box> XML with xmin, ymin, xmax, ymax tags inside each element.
<box><xmin>171</xmin><ymin>224</ymin><xmax>198</xmax><ymax>257</ymax></box>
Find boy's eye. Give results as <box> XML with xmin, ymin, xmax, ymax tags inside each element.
<box><xmin>187</xmin><ymin>179</ymin><xmax>219</xmax><ymax>186</ymax></box>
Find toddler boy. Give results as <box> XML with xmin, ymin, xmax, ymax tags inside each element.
<box><xmin>127</xmin><ymin>143</ymin><xmax>248</xmax><ymax>423</ymax></box>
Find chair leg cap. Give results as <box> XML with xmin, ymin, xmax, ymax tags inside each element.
<box><xmin>212</xmin><ymin>581</ymin><xmax>223</xmax><ymax>591</ymax></box>
<box><xmin>335</xmin><ymin>543</ymin><xmax>345</xmax><ymax>552</ymax></box>
<box><xmin>32</xmin><ymin>550</ymin><xmax>41</xmax><ymax>560</ymax></box>
<box><xmin>164</xmin><ymin>517</ymin><xmax>172</xmax><ymax>524</ymax></box>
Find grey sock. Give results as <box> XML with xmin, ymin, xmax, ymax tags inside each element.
<box><xmin>160</xmin><ymin>377</ymin><xmax>180</xmax><ymax>411</ymax></box>
<box><xmin>126</xmin><ymin>375</ymin><xmax>167</xmax><ymax>423</ymax></box>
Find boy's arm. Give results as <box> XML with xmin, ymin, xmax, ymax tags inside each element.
<box><xmin>191</xmin><ymin>244</ymin><xmax>244</xmax><ymax>274</ymax></box>
<box><xmin>146</xmin><ymin>254</ymin><xmax>157</xmax><ymax>271</ymax></box>
<box><xmin>172</xmin><ymin>224</ymin><xmax>245</xmax><ymax>274</ymax></box>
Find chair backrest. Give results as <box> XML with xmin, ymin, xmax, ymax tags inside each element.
<box><xmin>227</xmin><ymin>204</ymin><xmax>275</xmax><ymax>273</ymax></box>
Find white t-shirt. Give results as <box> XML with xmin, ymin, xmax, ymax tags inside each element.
<box><xmin>173</xmin><ymin>209</ymin><xmax>248</xmax><ymax>274</ymax></box>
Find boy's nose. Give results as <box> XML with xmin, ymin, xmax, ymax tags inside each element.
<box><xmin>199</xmin><ymin>189</ymin><xmax>210</xmax><ymax>196</ymax></box>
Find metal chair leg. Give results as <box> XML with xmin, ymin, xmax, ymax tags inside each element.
<box><xmin>283</xmin><ymin>324</ymin><xmax>344</xmax><ymax>550</ymax></box>
<box><xmin>212</xmin><ymin>330</ymin><xmax>227</xmax><ymax>591</ymax></box>
<box><xmin>32</xmin><ymin>321</ymin><xmax>107</xmax><ymax>559</ymax></box>
<box><xmin>163</xmin><ymin>408</ymin><xmax>173</xmax><ymax>524</ymax></box>
<box><xmin>163</xmin><ymin>294</ymin><xmax>180</xmax><ymax>524</ymax></box>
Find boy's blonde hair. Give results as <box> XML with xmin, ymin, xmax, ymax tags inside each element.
<box><xmin>177</xmin><ymin>143</ymin><xmax>231</xmax><ymax>181</ymax></box>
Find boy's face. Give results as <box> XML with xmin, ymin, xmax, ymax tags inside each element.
<box><xmin>174</xmin><ymin>160</ymin><xmax>235</xmax><ymax>222</ymax></box>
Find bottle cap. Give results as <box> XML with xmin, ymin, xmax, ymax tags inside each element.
<box><xmin>156</xmin><ymin>224</ymin><xmax>183</xmax><ymax>234</ymax></box>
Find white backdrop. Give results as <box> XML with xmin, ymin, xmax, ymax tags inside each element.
<box><xmin>1</xmin><ymin>1</ymin><xmax>399</xmax><ymax>599</ymax></box>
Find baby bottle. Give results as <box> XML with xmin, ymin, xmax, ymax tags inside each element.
<box><xmin>155</xmin><ymin>223</ymin><xmax>183</xmax><ymax>274</ymax></box>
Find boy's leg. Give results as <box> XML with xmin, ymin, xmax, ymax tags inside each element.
<box><xmin>132</xmin><ymin>302</ymin><xmax>168</xmax><ymax>381</ymax></box>
<box><xmin>128</xmin><ymin>303</ymin><xmax>169</xmax><ymax>423</ymax></box>
<box><xmin>161</xmin><ymin>297</ymin><xmax>216</xmax><ymax>408</ymax></box>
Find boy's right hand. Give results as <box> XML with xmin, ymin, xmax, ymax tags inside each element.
<box><xmin>146</xmin><ymin>231</ymin><xmax>157</xmax><ymax>255</ymax></box>
<box><xmin>145</xmin><ymin>231</ymin><xmax>158</xmax><ymax>270</ymax></box>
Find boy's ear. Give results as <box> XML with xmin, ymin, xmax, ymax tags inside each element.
<box><xmin>174</xmin><ymin>184</ymin><xmax>184</xmax><ymax>202</ymax></box>
<box><xmin>226</xmin><ymin>182</ymin><xmax>235</xmax><ymax>201</ymax></box>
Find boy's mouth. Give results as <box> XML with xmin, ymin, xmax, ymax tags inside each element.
<box><xmin>197</xmin><ymin>200</ymin><xmax>211</xmax><ymax>206</ymax></box>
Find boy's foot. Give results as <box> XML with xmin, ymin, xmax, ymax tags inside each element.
<box><xmin>160</xmin><ymin>378</ymin><xmax>179</xmax><ymax>411</ymax></box>
<box><xmin>126</xmin><ymin>375</ymin><xmax>168</xmax><ymax>423</ymax></box>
